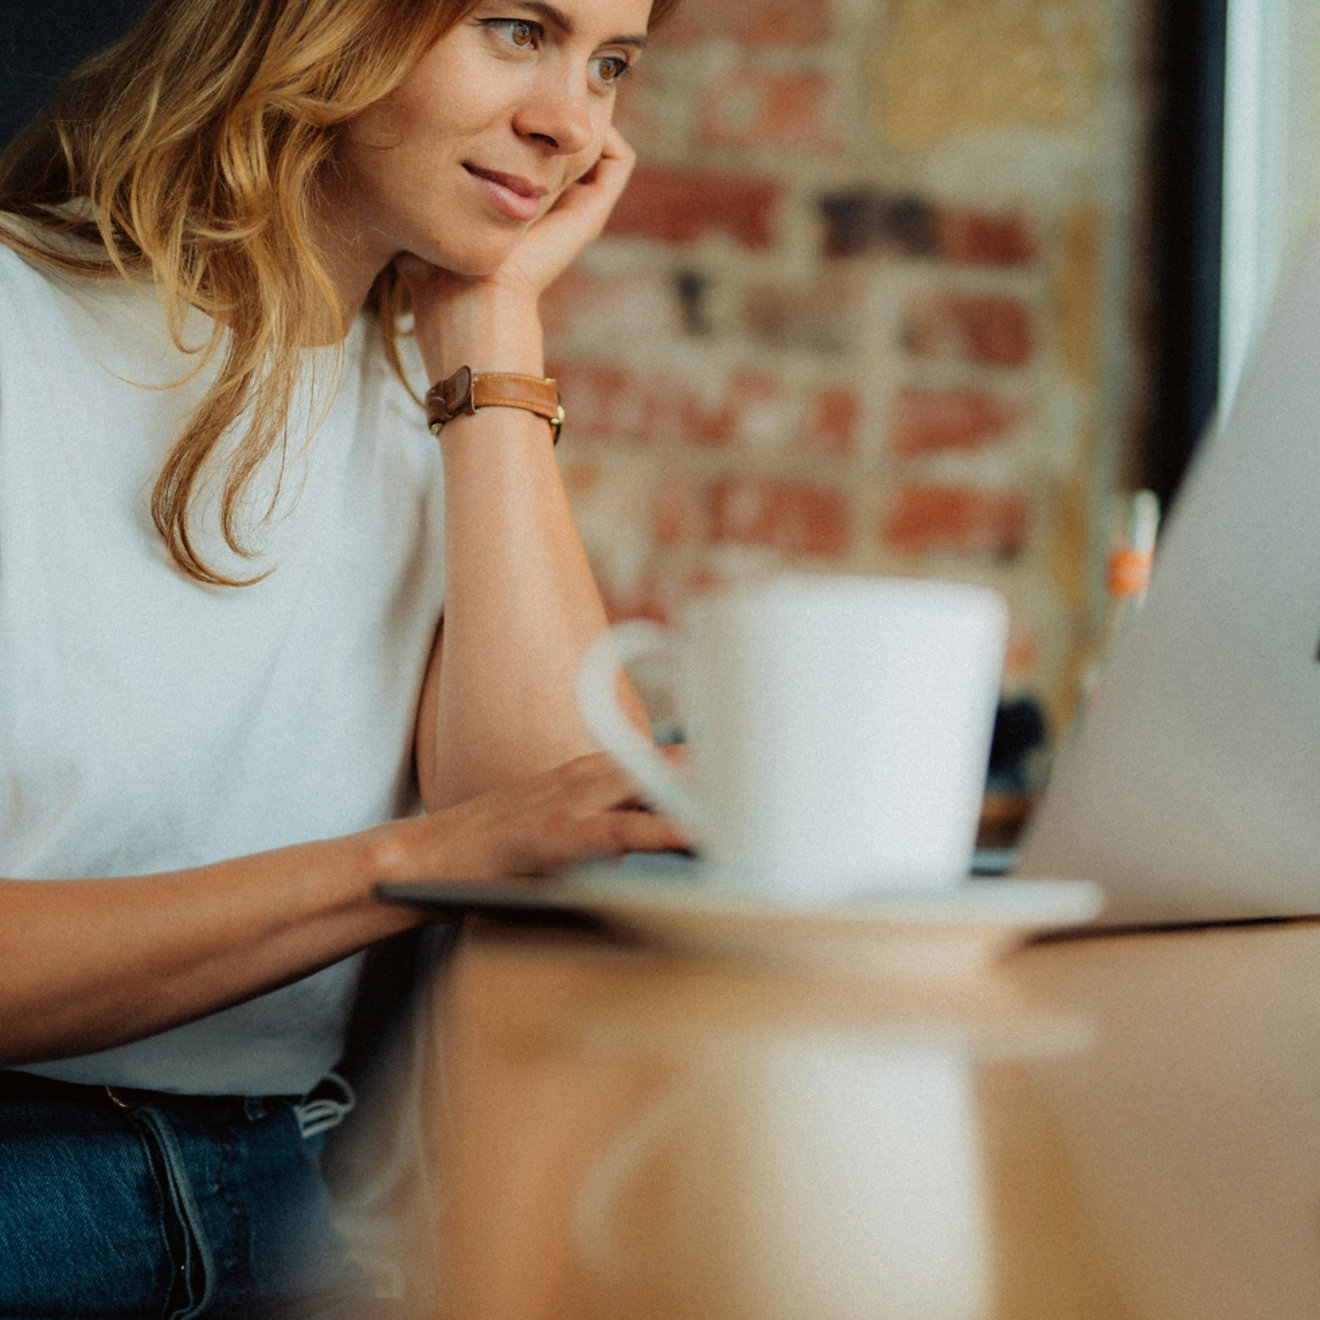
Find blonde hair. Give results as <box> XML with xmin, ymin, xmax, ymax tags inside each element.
<box><xmin>0</xmin><ymin>0</ymin><xmax>684</xmax><ymax>583</ymax></box>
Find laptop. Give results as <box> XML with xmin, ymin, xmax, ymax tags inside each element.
<box><xmin>1016</xmin><ymin>231</ymin><xmax>1320</xmax><ymax>927</ymax></box>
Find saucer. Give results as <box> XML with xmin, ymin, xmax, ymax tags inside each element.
<box><xmin>377</xmin><ymin>868</ymin><xmax>1103</xmax><ymax>979</ymax></box>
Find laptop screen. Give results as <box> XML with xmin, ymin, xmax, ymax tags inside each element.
<box><xmin>1017</xmin><ymin>232</ymin><xmax>1320</xmax><ymax>926</ymax></box>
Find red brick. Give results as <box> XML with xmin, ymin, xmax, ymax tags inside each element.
<box><xmin>709</xmin><ymin>477</ymin><xmax>850</xmax><ymax>557</ymax></box>
<box><xmin>653</xmin><ymin>472</ymin><xmax>699</xmax><ymax>546</ymax></box>
<box><xmin>607</xmin><ymin>165</ymin><xmax>781</xmax><ymax>248</ymax></box>
<box><xmin>890</xmin><ymin>389</ymin><xmax>1026</xmax><ymax>457</ymax></box>
<box><xmin>676</xmin><ymin>381</ymin><xmax>738</xmax><ymax>447</ymax></box>
<box><xmin>550</xmin><ymin>360</ymin><xmax>784</xmax><ymax>448</ymax></box>
<box><xmin>699</xmin><ymin>70</ymin><xmax>840</xmax><ymax>153</ymax></box>
<box><xmin>681</xmin><ymin>371</ymin><xmax>782</xmax><ymax>447</ymax></box>
<box><xmin>903</xmin><ymin>293</ymin><xmax>1035</xmax><ymax>366</ymax></box>
<box><xmin>541</xmin><ymin>265</ymin><xmax>682</xmax><ymax>342</ymax></box>
<box><xmin>819</xmin><ymin>194</ymin><xmax>1039</xmax><ymax>267</ymax></box>
<box><xmin>801</xmin><ymin>387</ymin><xmax>861</xmax><ymax>458</ymax></box>
<box><xmin>743</xmin><ymin>274</ymin><xmax>858</xmax><ymax>352</ymax></box>
<box><xmin>881</xmin><ymin>486</ymin><xmax>1029</xmax><ymax>559</ymax></box>
<box><xmin>659</xmin><ymin>0</ymin><xmax>830</xmax><ymax>46</ymax></box>
<box><xmin>937</xmin><ymin>210</ymin><xmax>1040</xmax><ymax>266</ymax></box>
<box><xmin>548</xmin><ymin>361</ymin><xmax>645</xmax><ymax>441</ymax></box>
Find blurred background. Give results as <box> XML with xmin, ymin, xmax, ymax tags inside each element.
<box><xmin>546</xmin><ymin>0</ymin><xmax>1223</xmax><ymax>756</ymax></box>
<box><xmin>8</xmin><ymin>0</ymin><xmax>1318</xmax><ymax>784</ymax></box>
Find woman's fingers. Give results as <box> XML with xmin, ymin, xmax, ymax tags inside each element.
<box><xmin>540</xmin><ymin>128</ymin><xmax>635</xmax><ymax>248</ymax></box>
<box><xmin>394</xmin><ymin>752</ymin><xmax>690</xmax><ymax>885</ymax></box>
<box><xmin>491</xmin><ymin>128</ymin><xmax>636</xmax><ymax>295</ymax></box>
<box><xmin>557</xmin><ymin>126</ymin><xmax>636</xmax><ymax>216</ymax></box>
<box><xmin>596</xmin><ymin>806</ymin><xmax>689</xmax><ymax>857</ymax></box>
<box><xmin>396</xmin><ymin>127</ymin><xmax>638</xmax><ymax>334</ymax></box>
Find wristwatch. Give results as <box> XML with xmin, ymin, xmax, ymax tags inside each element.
<box><xmin>425</xmin><ymin>367</ymin><xmax>564</xmax><ymax>443</ymax></box>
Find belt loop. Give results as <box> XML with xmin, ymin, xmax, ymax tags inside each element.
<box><xmin>293</xmin><ymin>1071</ymin><xmax>356</xmax><ymax>1139</ymax></box>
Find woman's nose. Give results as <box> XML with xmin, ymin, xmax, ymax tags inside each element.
<box><xmin>513</xmin><ymin>67</ymin><xmax>595</xmax><ymax>154</ymax></box>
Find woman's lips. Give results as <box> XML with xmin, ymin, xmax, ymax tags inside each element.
<box><xmin>464</xmin><ymin>164</ymin><xmax>547</xmax><ymax>222</ymax></box>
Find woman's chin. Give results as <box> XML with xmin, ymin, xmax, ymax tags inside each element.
<box><xmin>404</xmin><ymin>232</ymin><xmax>524</xmax><ymax>283</ymax></box>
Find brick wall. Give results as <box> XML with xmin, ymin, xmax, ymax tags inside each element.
<box><xmin>550</xmin><ymin>0</ymin><xmax>1149</xmax><ymax>744</ymax></box>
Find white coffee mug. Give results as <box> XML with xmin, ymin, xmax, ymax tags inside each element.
<box><xmin>577</xmin><ymin>573</ymin><xmax>1008</xmax><ymax>903</ymax></box>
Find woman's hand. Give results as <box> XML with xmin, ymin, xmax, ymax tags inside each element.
<box><xmin>0</xmin><ymin>749</ymin><xmax>686</xmax><ymax>1066</ymax></box>
<box><xmin>487</xmin><ymin>124</ymin><xmax>638</xmax><ymax>302</ymax></box>
<box><xmin>396</xmin><ymin>126</ymin><xmax>655</xmax><ymax>818</ymax></box>
<box><xmin>397</xmin><ymin>126</ymin><xmax>636</xmax><ymax>375</ymax></box>
<box><xmin>373</xmin><ymin>750</ymin><xmax>688</xmax><ymax>886</ymax></box>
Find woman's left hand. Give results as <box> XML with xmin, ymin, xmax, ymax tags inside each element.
<box><xmin>398</xmin><ymin>125</ymin><xmax>635</xmax><ymax>363</ymax></box>
<box><xmin>397</xmin><ymin>128</ymin><xmax>654</xmax><ymax>808</ymax></box>
<box><xmin>484</xmin><ymin>123</ymin><xmax>636</xmax><ymax>302</ymax></box>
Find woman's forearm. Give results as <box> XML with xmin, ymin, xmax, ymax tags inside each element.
<box><xmin>0</xmin><ymin>832</ymin><xmax>418</xmax><ymax>1068</ymax></box>
<box><xmin>0</xmin><ymin>753</ymin><xmax>683</xmax><ymax>1067</ymax></box>
<box><xmin>417</xmin><ymin>288</ymin><xmax>649</xmax><ymax>809</ymax></box>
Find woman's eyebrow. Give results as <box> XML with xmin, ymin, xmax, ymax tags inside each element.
<box><xmin>517</xmin><ymin>1</ymin><xmax>649</xmax><ymax>49</ymax></box>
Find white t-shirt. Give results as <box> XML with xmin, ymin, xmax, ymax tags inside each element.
<box><xmin>0</xmin><ymin>240</ymin><xmax>445</xmax><ymax>1095</ymax></box>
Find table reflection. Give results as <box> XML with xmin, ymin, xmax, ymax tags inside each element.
<box><xmin>340</xmin><ymin>918</ymin><xmax>1320</xmax><ymax>1320</ymax></box>
<box><xmin>385</xmin><ymin>933</ymin><xmax>1097</xmax><ymax>1320</ymax></box>
<box><xmin>573</xmin><ymin>1036</ymin><xmax>992</xmax><ymax>1320</ymax></box>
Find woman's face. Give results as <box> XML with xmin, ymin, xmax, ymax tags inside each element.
<box><xmin>334</xmin><ymin>0</ymin><xmax>652</xmax><ymax>280</ymax></box>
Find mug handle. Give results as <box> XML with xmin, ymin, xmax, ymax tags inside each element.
<box><xmin>576</xmin><ymin>621</ymin><xmax>710</xmax><ymax>844</ymax></box>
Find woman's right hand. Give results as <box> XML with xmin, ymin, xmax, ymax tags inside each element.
<box><xmin>0</xmin><ymin>751</ymin><xmax>686</xmax><ymax>1066</ymax></box>
<box><xmin>370</xmin><ymin>751</ymin><xmax>688</xmax><ymax>887</ymax></box>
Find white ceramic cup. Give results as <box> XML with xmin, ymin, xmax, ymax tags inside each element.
<box><xmin>577</xmin><ymin>573</ymin><xmax>1008</xmax><ymax>903</ymax></box>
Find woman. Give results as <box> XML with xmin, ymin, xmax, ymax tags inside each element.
<box><xmin>0</xmin><ymin>0</ymin><xmax>683</xmax><ymax>1313</ymax></box>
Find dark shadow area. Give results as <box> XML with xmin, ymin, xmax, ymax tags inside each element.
<box><xmin>1138</xmin><ymin>0</ymin><xmax>1227</xmax><ymax>508</ymax></box>
<box><xmin>0</xmin><ymin>0</ymin><xmax>151</xmax><ymax>147</ymax></box>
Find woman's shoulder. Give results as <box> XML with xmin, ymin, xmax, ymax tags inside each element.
<box><xmin>0</xmin><ymin>209</ymin><xmax>159</xmax><ymax>306</ymax></box>
<box><xmin>0</xmin><ymin>214</ymin><xmax>118</xmax><ymax>317</ymax></box>
<box><xmin>0</xmin><ymin>228</ymin><xmax>86</xmax><ymax>378</ymax></box>
<box><xmin>0</xmin><ymin>219</ymin><xmax>70</xmax><ymax>296</ymax></box>
<box><xmin>0</xmin><ymin>214</ymin><xmax>189</xmax><ymax>372</ymax></box>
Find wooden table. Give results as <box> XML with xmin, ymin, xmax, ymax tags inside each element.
<box><xmin>347</xmin><ymin>912</ymin><xmax>1320</xmax><ymax>1319</ymax></box>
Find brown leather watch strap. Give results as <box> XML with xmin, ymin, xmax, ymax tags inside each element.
<box><xmin>425</xmin><ymin>367</ymin><xmax>563</xmax><ymax>442</ymax></box>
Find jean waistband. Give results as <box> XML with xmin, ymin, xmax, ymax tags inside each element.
<box><xmin>0</xmin><ymin>1069</ymin><xmax>299</xmax><ymax>1125</ymax></box>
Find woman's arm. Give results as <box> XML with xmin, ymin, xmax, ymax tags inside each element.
<box><xmin>406</xmin><ymin>128</ymin><xmax>651</xmax><ymax>812</ymax></box>
<box><xmin>0</xmin><ymin>751</ymin><xmax>681</xmax><ymax>1067</ymax></box>
<box><xmin>0</xmin><ymin>123</ymin><xmax>681</xmax><ymax>1068</ymax></box>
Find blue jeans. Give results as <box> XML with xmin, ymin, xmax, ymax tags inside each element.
<box><xmin>0</xmin><ymin>1088</ymin><xmax>367</xmax><ymax>1319</ymax></box>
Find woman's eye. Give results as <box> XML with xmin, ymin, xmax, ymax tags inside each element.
<box><xmin>486</xmin><ymin>19</ymin><xmax>538</xmax><ymax>48</ymax></box>
<box><xmin>594</xmin><ymin>56</ymin><xmax>632</xmax><ymax>85</ymax></box>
